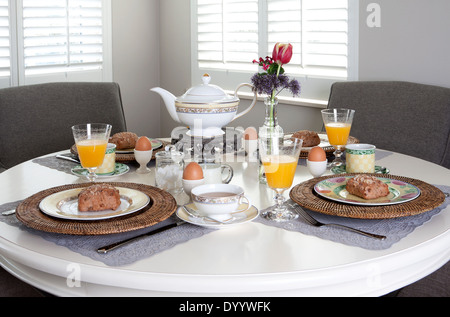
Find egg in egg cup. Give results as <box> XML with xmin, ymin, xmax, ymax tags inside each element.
<box><xmin>134</xmin><ymin>136</ymin><xmax>153</xmax><ymax>174</ymax></box>
<box><xmin>182</xmin><ymin>162</ymin><xmax>205</xmax><ymax>196</ymax></box>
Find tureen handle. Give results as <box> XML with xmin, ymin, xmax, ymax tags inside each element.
<box><xmin>232</xmin><ymin>83</ymin><xmax>258</xmax><ymax>121</ymax></box>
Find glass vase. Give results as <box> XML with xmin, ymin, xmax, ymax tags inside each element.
<box><xmin>258</xmin><ymin>97</ymin><xmax>284</xmax><ymax>184</ymax></box>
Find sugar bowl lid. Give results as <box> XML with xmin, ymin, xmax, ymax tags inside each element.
<box><xmin>176</xmin><ymin>74</ymin><xmax>239</xmax><ymax>104</ymax></box>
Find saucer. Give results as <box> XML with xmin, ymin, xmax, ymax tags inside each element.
<box><xmin>176</xmin><ymin>203</ymin><xmax>259</xmax><ymax>229</ymax></box>
<box><xmin>71</xmin><ymin>163</ymin><xmax>130</xmax><ymax>178</ymax></box>
<box><xmin>331</xmin><ymin>165</ymin><xmax>390</xmax><ymax>174</ymax></box>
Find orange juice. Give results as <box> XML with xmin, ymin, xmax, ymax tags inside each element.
<box><xmin>325</xmin><ymin>123</ymin><xmax>352</xmax><ymax>146</ymax></box>
<box><xmin>262</xmin><ymin>155</ymin><xmax>298</xmax><ymax>189</ymax></box>
<box><xmin>76</xmin><ymin>139</ymin><xmax>108</xmax><ymax>168</ymax></box>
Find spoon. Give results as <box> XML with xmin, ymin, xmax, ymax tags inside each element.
<box><xmin>182</xmin><ymin>205</ymin><xmax>232</xmax><ymax>224</ymax></box>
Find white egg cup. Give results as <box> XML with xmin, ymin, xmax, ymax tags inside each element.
<box><xmin>182</xmin><ymin>178</ymin><xmax>205</xmax><ymax>196</ymax></box>
<box><xmin>134</xmin><ymin>149</ymin><xmax>153</xmax><ymax>174</ymax></box>
<box><xmin>307</xmin><ymin>160</ymin><xmax>327</xmax><ymax>177</ymax></box>
<box><xmin>244</xmin><ymin>139</ymin><xmax>258</xmax><ymax>161</ymax></box>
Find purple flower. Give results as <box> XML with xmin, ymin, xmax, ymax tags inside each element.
<box><xmin>251</xmin><ymin>73</ymin><xmax>300</xmax><ymax>98</ymax></box>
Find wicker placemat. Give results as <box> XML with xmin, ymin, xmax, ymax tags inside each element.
<box><xmin>289</xmin><ymin>173</ymin><xmax>446</xmax><ymax>219</ymax></box>
<box><xmin>70</xmin><ymin>140</ymin><xmax>169</xmax><ymax>163</ymax></box>
<box><xmin>16</xmin><ymin>182</ymin><xmax>177</xmax><ymax>235</ymax></box>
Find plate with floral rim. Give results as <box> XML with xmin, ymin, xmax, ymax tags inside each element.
<box><xmin>313</xmin><ymin>176</ymin><xmax>421</xmax><ymax>206</ymax></box>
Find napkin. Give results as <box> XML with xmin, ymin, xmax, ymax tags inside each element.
<box><xmin>256</xmin><ymin>184</ymin><xmax>450</xmax><ymax>250</ymax></box>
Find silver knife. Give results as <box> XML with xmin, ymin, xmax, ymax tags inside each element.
<box><xmin>97</xmin><ymin>221</ymin><xmax>186</xmax><ymax>254</ymax></box>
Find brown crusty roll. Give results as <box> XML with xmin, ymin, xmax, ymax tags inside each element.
<box><xmin>291</xmin><ymin>130</ymin><xmax>321</xmax><ymax>147</ymax></box>
<box><xmin>109</xmin><ymin>132</ymin><xmax>138</xmax><ymax>150</ymax></box>
<box><xmin>346</xmin><ymin>175</ymin><xmax>390</xmax><ymax>200</ymax></box>
<box><xmin>78</xmin><ymin>184</ymin><xmax>121</xmax><ymax>212</ymax></box>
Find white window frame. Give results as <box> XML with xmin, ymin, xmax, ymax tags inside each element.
<box><xmin>191</xmin><ymin>0</ymin><xmax>359</xmax><ymax>106</ymax></box>
<box><xmin>1</xmin><ymin>0</ymin><xmax>112</xmax><ymax>88</ymax></box>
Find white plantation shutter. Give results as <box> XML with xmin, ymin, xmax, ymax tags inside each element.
<box><xmin>0</xmin><ymin>0</ymin><xmax>11</xmax><ymax>85</ymax></box>
<box><xmin>0</xmin><ymin>0</ymin><xmax>111</xmax><ymax>88</ymax></box>
<box><xmin>192</xmin><ymin>0</ymin><xmax>358</xmax><ymax>101</ymax></box>
<box><xmin>197</xmin><ymin>0</ymin><xmax>259</xmax><ymax>71</ymax></box>
<box><xmin>21</xmin><ymin>0</ymin><xmax>104</xmax><ymax>77</ymax></box>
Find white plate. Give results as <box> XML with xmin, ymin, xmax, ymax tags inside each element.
<box><xmin>39</xmin><ymin>187</ymin><xmax>150</xmax><ymax>221</ymax></box>
<box><xmin>176</xmin><ymin>203</ymin><xmax>259</xmax><ymax>229</ymax></box>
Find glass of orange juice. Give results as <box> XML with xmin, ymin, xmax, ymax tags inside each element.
<box><xmin>321</xmin><ymin>108</ymin><xmax>355</xmax><ymax>167</ymax></box>
<box><xmin>259</xmin><ymin>137</ymin><xmax>303</xmax><ymax>222</ymax></box>
<box><xmin>72</xmin><ymin>123</ymin><xmax>112</xmax><ymax>182</ymax></box>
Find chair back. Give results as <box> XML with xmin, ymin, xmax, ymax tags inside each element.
<box><xmin>327</xmin><ymin>81</ymin><xmax>450</xmax><ymax>168</ymax></box>
<box><xmin>0</xmin><ymin>82</ymin><xmax>127</xmax><ymax>169</ymax></box>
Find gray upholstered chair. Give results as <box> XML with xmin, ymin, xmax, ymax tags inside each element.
<box><xmin>0</xmin><ymin>82</ymin><xmax>127</xmax><ymax>297</ymax></box>
<box><xmin>328</xmin><ymin>80</ymin><xmax>450</xmax><ymax>297</ymax></box>
<box><xmin>0</xmin><ymin>82</ymin><xmax>127</xmax><ymax>170</ymax></box>
<box><xmin>327</xmin><ymin>81</ymin><xmax>450</xmax><ymax>168</ymax></box>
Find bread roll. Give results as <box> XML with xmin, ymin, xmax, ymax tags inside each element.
<box><xmin>78</xmin><ymin>184</ymin><xmax>121</xmax><ymax>212</ymax></box>
<box><xmin>109</xmin><ymin>132</ymin><xmax>138</xmax><ymax>150</ymax></box>
<box><xmin>346</xmin><ymin>175</ymin><xmax>390</xmax><ymax>200</ymax></box>
<box><xmin>291</xmin><ymin>130</ymin><xmax>320</xmax><ymax>147</ymax></box>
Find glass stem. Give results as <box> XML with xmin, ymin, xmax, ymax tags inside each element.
<box><xmin>87</xmin><ymin>168</ymin><xmax>98</xmax><ymax>182</ymax></box>
<box><xmin>273</xmin><ymin>189</ymin><xmax>286</xmax><ymax>211</ymax></box>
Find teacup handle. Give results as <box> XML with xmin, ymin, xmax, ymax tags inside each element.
<box><xmin>235</xmin><ymin>195</ymin><xmax>252</xmax><ymax>213</ymax></box>
<box><xmin>232</xmin><ymin>83</ymin><xmax>257</xmax><ymax>121</ymax></box>
<box><xmin>221</xmin><ymin>164</ymin><xmax>234</xmax><ymax>184</ymax></box>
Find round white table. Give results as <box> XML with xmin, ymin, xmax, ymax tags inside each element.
<box><xmin>0</xmin><ymin>148</ymin><xmax>449</xmax><ymax>297</ymax></box>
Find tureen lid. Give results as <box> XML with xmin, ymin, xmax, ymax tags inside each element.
<box><xmin>176</xmin><ymin>74</ymin><xmax>239</xmax><ymax>104</ymax></box>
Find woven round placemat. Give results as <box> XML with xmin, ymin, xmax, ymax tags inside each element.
<box><xmin>16</xmin><ymin>182</ymin><xmax>177</xmax><ymax>235</ymax></box>
<box><xmin>70</xmin><ymin>140</ymin><xmax>170</xmax><ymax>163</ymax></box>
<box><xmin>289</xmin><ymin>173</ymin><xmax>446</xmax><ymax>219</ymax></box>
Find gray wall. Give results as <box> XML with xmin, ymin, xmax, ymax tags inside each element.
<box><xmin>359</xmin><ymin>0</ymin><xmax>450</xmax><ymax>86</ymax></box>
<box><xmin>111</xmin><ymin>0</ymin><xmax>161</xmax><ymax>138</ymax></box>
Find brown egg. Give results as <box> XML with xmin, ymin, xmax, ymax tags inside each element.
<box><xmin>308</xmin><ymin>146</ymin><xmax>326</xmax><ymax>162</ymax></box>
<box><xmin>243</xmin><ymin>127</ymin><xmax>258</xmax><ymax>140</ymax></box>
<box><xmin>135</xmin><ymin>136</ymin><xmax>152</xmax><ymax>151</ymax></box>
<box><xmin>183</xmin><ymin>162</ymin><xmax>204</xmax><ymax>180</ymax></box>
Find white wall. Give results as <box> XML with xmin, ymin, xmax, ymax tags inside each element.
<box><xmin>154</xmin><ymin>0</ymin><xmax>450</xmax><ymax>137</ymax></box>
<box><xmin>111</xmin><ymin>0</ymin><xmax>161</xmax><ymax>137</ymax></box>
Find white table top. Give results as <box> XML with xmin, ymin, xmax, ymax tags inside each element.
<box><xmin>0</xmin><ymin>148</ymin><xmax>449</xmax><ymax>297</ymax></box>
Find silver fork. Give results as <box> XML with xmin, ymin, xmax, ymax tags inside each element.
<box><xmin>290</xmin><ymin>204</ymin><xmax>386</xmax><ymax>240</ymax></box>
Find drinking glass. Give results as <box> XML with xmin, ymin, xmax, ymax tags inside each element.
<box><xmin>321</xmin><ymin>108</ymin><xmax>355</xmax><ymax>167</ymax></box>
<box><xmin>259</xmin><ymin>137</ymin><xmax>303</xmax><ymax>222</ymax></box>
<box><xmin>72</xmin><ymin>123</ymin><xmax>112</xmax><ymax>182</ymax></box>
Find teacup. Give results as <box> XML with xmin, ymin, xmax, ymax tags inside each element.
<box><xmin>346</xmin><ymin>144</ymin><xmax>376</xmax><ymax>173</ymax></box>
<box><xmin>96</xmin><ymin>143</ymin><xmax>116</xmax><ymax>175</ymax></box>
<box><xmin>191</xmin><ymin>184</ymin><xmax>251</xmax><ymax>218</ymax></box>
